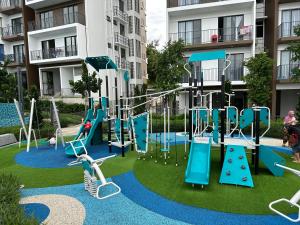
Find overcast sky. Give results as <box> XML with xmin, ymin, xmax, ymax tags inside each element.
<box><xmin>146</xmin><ymin>0</ymin><xmax>166</xmax><ymax>48</ymax></box>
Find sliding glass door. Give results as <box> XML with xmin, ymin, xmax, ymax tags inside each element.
<box><xmin>220</xmin><ymin>15</ymin><xmax>244</xmax><ymax>42</ymax></box>
<box><xmin>281</xmin><ymin>9</ymin><xmax>300</xmax><ymax>37</ymax></box>
<box><xmin>219</xmin><ymin>53</ymin><xmax>244</xmax><ymax>81</ymax></box>
<box><xmin>178</xmin><ymin>19</ymin><xmax>201</xmax><ymax>45</ymax></box>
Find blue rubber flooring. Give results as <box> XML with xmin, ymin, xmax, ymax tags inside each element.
<box><xmin>21</xmin><ymin>203</ymin><xmax>50</xmax><ymax>223</ymax></box>
<box><xmin>114</xmin><ymin>172</ymin><xmax>296</xmax><ymax>225</ymax></box>
<box><xmin>15</xmin><ymin>143</ymin><xmax>128</xmax><ymax>168</ymax></box>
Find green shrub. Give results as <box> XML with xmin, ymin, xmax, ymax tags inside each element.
<box><xmin>40</xmin><ymin>100</ymin><xmax>85</xmax><ymax>114</ymax></box>
<box><xmin>0</xmin><ymin>173</ymin><xmax>39</xmax><ymax>225</ymax></box>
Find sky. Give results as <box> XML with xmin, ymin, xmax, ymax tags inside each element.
<box><xmin>146</xmin><ymin>0</ymin><xmax>167</xmax><ymax>48</ymax></box>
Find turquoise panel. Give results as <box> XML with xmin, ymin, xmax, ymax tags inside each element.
<box><xmin>219</xmin><ymin>145</ymin><xmax>254</xmax><ymax>188</ymax></box>
<box><xmin>185</xmin><ymin>139</ymin><xmax>211</xmax><ymax>185</ymax></box>
<box><xmin>115</xmin><ymin>118</ymin><xmax>121</xmax><ymax>142</ymax></box>
<box><xmin>227</xmin><ymin>107</ymin><xmax>237</xmax><ymax>123</ymax></box>
<box><xmin>259</xmin><ymin>108</ymin><xmax>269</xmax><ymax>126</ymax></box>
<box><xmin>189</xmin><ymin>50</ymin><xmax>226</xmax><ymax>62</ymax></box>
<box><xmin>212</xmin><ymin>109</ymin><xmax>219</xmax><ymax>144</ymax></box>
<box><xmin>199</xmin><ymin>109</ymin><xmax>208</xmax><ymax>122</ymax></box>
<box><xmin>240</xmin><ymin>108</ymin><xmax>254</xmax><ymax>129</ymax></box>
<box><xmin>260</xmin><ymin>145</ymin><xmax>285</xmax><ymax>176</ymax></box>
<box><xmin>85</xmin><ymin>56</ymin><xmax>118</xmax><ymax>71</ymax></box>
<box><xmin>132</xmin><ymin>113</ymin><xmax>148</xmax><ymax>153</ymax></box>
<box><xmin>82</xmin><ymin>160</ymin><xmax>94</xmax><ymax>176</ymax></box>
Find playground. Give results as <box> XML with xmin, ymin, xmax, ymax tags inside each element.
<box><xmin>1</xmin><ymin>52</ymin><xmax>300</xmax><ymax>225</ymax></box>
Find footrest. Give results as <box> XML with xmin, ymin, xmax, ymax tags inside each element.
<box><xmin>160</xmin><ymin>148</ymin><xmax>170</xmax><ymax>152</ymax></box>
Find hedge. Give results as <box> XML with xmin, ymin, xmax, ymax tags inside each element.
<box><xmin>40</xmin><ymin>100</ymin><xmax>85</xmax><ymax>114</ymax></box>
<box><xmin>0</xmin><ymin>173</ymin><xmax>39</xmax><ymax>225</ymax></box>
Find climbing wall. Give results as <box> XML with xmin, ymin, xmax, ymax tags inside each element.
<box><xmin>132</xmin><ymin>112</ymin><xmax>149</xmax><ymax>154</ymax></box>
<box><xmin>219</xmin><ymin>145</ymin><xmax>254</xmax><ymax>188</ymax></box>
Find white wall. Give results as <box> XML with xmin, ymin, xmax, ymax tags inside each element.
<box><xmin>280</xmin><ymin>89</ymin><xmax>299</xmax><ymax>118</ymax></box>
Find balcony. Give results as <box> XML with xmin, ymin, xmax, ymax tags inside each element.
<box><xmin>114</xmin><ymin>33</ymin><xmax>129</xmax><ymax>47</ymax></box>
<box><xmin>168</xmin><ymin>0</ymin><xmax>227</xmax><ymax>8</ymax></box>
<box><xmin>113</xmin><ymin>6</ymin><xmax>128</xmax><ymax>23</ymax></box>
<box><xmin>277</xmin><ymin>64</ymin><xmax>300</xmax><ymax>82</ymax></box>
<box><xmin>169</xmin><ymin>26</ymin><xmax>253</xmax><ymax>50</ymax></box>
<box><xmin>278</xmin><ymin>22</ymin><xmax>300</xmax><ymax>43</ymax></box>
<box><xmin>181</xmin><ymin>67</ymin><xmax>244</xmax><ymax>83</ymax></box>
<box><xmin>25</xmin><ymin>0</ymin><xmax>72</xmax><ymax>10</ymax></box>
<box><xmin>0</xmin><ymin>0</ymin><xmax>22</xmax><ymax>15</ymax></box>
<box><xmin>28</xmin><ymin>13</ymin><xmax>85</xmax><ymax>32</ymax></box>
<box><xmin>1</xmin><ymin>24</ymin><xmax>24</xmax><ymax>42</ymax></box>
<box><xmin>115</xmin><ymin>57</ymin><xmax>129</xmax><ymax>70</ymax></box>
<box><xmin>4</xmin><ymin>54</ymin><xmax>25</xmax><ymax>66</ymax></box>
<box><xmin>30</xmin><ymin>46</ymin><xmax>79</xmax><ymax>64</ymax></box>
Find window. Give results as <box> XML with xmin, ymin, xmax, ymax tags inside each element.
<box><xmin>178</xmin><ymin>20</ymin><xmax>201</xmax><ymax>45</ymax></box>
<box><xmin>129</xmin><ymin>16</ymin><xmax>133</xmax><ymax>33</ymax></box>
<box><xmin>65</xmin><ymin>36</ymin><xmax>77</xmax><ymax>56</ymax></box>
<box><xmin>128</xmin><ymin>0</ymin><xmax>133</xmax><ymax>10</ymax></box>
<box><xmin>106</xmin><ymin>16</ymin><xmax>111</xmax><ymax>22</ymax></box>
<box><xmin>281</xmin><ymin>9</ymin><xmax>300</xmax><ymax>37</ymax></box>
<box><xmin>135</xmin><ymin>17</ymin><xmax>140</xmax><ymax>35</ymax></box>
<box><xmin>135</xmin><ymin>0</ymin><xmax>140</xmax><ymax>13</ymax></box>
<box><xmin>113</xmin><ymin>20</ymin><xmax>117</xmax><ymax>26</ymax></box>
<box><xmin>135</xmin><ymin>40</ymin><xmax>141</xmax><ymax>58</ymax></box>
<box><xmin>40</xmin><ymin>11</ymin><xmax>53</xmax><ymax>29</ymax></box>
<box><xmin>114</xmin><ymin>45</ymin><xmax>119</xmax><ymax>51</ymax></box>
<box><xmin>279</xmin><ymin>51</ymin><xmax>300</xmax><ymax>79</ymax></box>
<box><xmin>130</xmin><ymin>62</ymin><xmax>135</xmax><ymax>78</ymax></box>
<box><xmin>13</xmin><ymin>44</ymin><xmax>24</xmax><ymax>63</ymax></box>
<box><xmin>42</xmin><ymin>71</ymin><xmax>54</xmax><ymax>96</ymax></box>
<box><xmin>11</xmin><ymin>17</ymin><xmax>22</xmax><ymax>35</ymax></box>
<box><xmin>178</xmin><ymin>0</ymin><xmax>200</xmax><ymax>6</ymax></box>
<box><xmin>219</xmin><ymin>15</ymin><xmax>244</xmax><ymax>42</ymax></box>
<box><xmin>42</xmin><ymin>39</ymin><xmax>55</xmax><ymax>59</ymax></box>
<box><xmin>129</xmin><ymin>39</ymin><xmax>134</xmax><ymax>56</ymax></box>
<box><xmin>219</xmin><ymin>53</ymin><xmax>244</xmax><ymax>81</ymax></box>
<box><xmin>63</xmin><ymin>5</ymin><xmax>79</xmax><ymax>24</ymax></box>
<box><xmin>136</xmin><ymin>62</ymin><xmax>141</xmax><ymax>79</ymax></box>
<box><xmin>121</xmin><ymin>48</ymin><xmax>126</xmax><ymax>58</ymax></box>
<box><xmin>120</xmin><ymin>24</ymin><xmax>125</xmax><ymax>36</ymax></box>
<box><xmin>108</xmin><ymin>42</ymin><xmax>112</xmax><ymax>48</ymax></box>
<box><xmin>119</xmin><ymin>0</ymin><xmax>124</xmax><ymax>12</ymax></box>
<box><xmin>0</xmin><ymin>44</ymin><xmax>3</xmax><ymax>61</ymax></box>
<box><xmin>256</xmin><ymin>20</ymin><xmax>264</xmax><ymax>38</ymax></box>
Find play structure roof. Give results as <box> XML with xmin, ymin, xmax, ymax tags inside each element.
<box><xmin>189</xmin><ymin>50</ymin><xmax>226</xmax><ymax>62</ymax></box>
<box><xmin>85</xmin><ymin>56</ymin><xmax>118</xmax><ymax>71</ymax></box>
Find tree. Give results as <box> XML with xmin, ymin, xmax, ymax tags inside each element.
<box><xmin>287</xmin><ymin>25</ymin><xmax>300</xmax><ymax>81</ymax></box>
<box><xmin>243</xmin><ymin>52</ymin><xmax>273</xmax><ymax>106</ymax></box>
<box><xmin>154</xmin><ymin>40</ymin><xmax>186</xmax><ymax>91</ymax></box>
<box><xmin>133</xmin><ymin>84</ymin><xmax>147</xmax><ymax>115</ymax></box>
<box><xmin>27</xmin><ymin>85</ymin><xmax>43</xmax><ymax>129</ymax></box>
<box><xmin>0</xmin><ymin>62</ymin><xmax>17</xmax><ymax>103</ymax></box>
<box><xmin>69</xmin><ymin>62</ymin><xmax>100</xmax><ymax>98</ymax></box>
<box><xmin>146</xmin><ymin>40</ymin><xmax>160</xmax><ymax>84</ymax></box>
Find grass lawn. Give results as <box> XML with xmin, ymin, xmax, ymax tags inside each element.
<box><xmin>134</xmin><ymin>144</ymin><xmax>300</xmax><ymax>215</ymax></box>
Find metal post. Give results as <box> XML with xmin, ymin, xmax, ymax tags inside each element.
<box><xmin>188</xmin><ymin>77</ymin><xmax>193</xmax><ymax>149</ymax></box>
<box><xmin>220</xmin><ymin>75</ymin><xmax>225</xmax><ymax>167</ymax></box>
<box><xmin>120</xmin><ymin>96</ymin><xmax>125</xmax><ymax>157</ymax></box>
<box><xmin>255</xmin><ymin>109</ymin><xmax>260</xmax><ymax>175</ymax></box>
<box><xmin>106</xmin><ymin>76</ymin><xmax>112</xmax><ymax>153</ymax></box>
<box><xmin>115</xmin><ymin>77</ymin><xmax>119</xmax><ymax>117</ymax></box>
<box><xmin>193</xmin><ymin>78</ymin><xmax>197</xmax><ymax>107</ymax></box>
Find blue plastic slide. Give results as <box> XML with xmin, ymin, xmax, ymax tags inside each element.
<box><xmin>185</xmin><ymin>138</ymin><xmax>211</xmax><ymax>186</ymax></box>
<box><xmin>65</xmin><ymin>109</ymin><xmax>105</xmax><ymax>156</ymax></box>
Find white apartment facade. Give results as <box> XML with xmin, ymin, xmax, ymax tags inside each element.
<box><xmin>24</xmin><ymin>0</ymin><xmax>147</xmax><ymax>102</ymax></box>
<box><xmin>167</xmin><ymin>0</ymin><xmax>300</xmax><ymax>118</ymax></box>
<box><xmin>0</xmin><ymin>0</ymin><xmax>26</xmax><ymax>88</ymax></box>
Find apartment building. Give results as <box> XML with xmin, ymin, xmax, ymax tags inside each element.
<box><xmin>0</xmin><ymin>0</ymin><xmax>27</xmax><ymax>89</ymax></box>
<box><xmin>167</xmin><ymin>0</ymin><xmax>300</xmax><ymax>118</ymax></box>
<box><xmin>23</xmin><ymin>0</ymin><xmax>147</xmax><ymax>101</ymax></box>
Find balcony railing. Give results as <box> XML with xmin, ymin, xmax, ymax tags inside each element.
<box><xmin>28</xmin><ymin>13</ymin><xmax>85</xmax><ymax>31</ymax></box>
<box><xmin>0</xmin><ymin>0</ymin><xmax>22</xmax><ymax>13</ymax></box>
<box><xmin>115</xmin><ymin>57</ymin><xmax>129</xmax><ymax>70</ymax></box>
<box><xmin>113</xmin><ymin>6</ymin><xmax>128</xmax><ymax>23</ymax></box>
<box><xmin>181</xmin><ymin>67</ymin><xmax>244</xmax><ymax>83</ymax></box>
<box><xmin>278</xmin><ymin>22</ymin><xmax>300</xmax><ymax>38</ymax></box>
<box><xmin>168</xmin><ymin>0</ymin><xmax>228</xmax><ymax>7</ymax></box>
<box><xmin>169</xmin><ymin>26</ymin><xmax>253</xmax><ymax>46</ymax></box>
<box><xmin>31</xmin><ymin>46</ymin><xmax>78</xmax><ymax>61</ymax></box>
<box><xmin>114</xmin><ymin>32</ymin><xmax>129</xmax><ymax>47</ymax></box>
<box><xmin>1</xmin><ymin>24</ymin><xmax>24</xmax><ymax>40</ymax></box>
<box><xmin>277</xmin><ymin>64</ymin><xmax>300</xmax><ymax>81</ymax></box>
<box><xmin>4</xmin><ymin>53</ymin><xmax>25</xmax><ymax>64</ymax></box>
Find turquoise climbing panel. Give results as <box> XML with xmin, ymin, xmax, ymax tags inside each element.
<box><xmin>212</xmin><ymin>109</ymin><xmax>219</xmax><ymax>144</ymax></box>
<box><xmin>193</xmin><ymin>108</ymin><xmax>208</xmax><ymax>125</ymax></box>
<box><xmin>101</xmin><ymin>97</ymin><xmax>108</xmax><ymax>118</ymax></box>
<box><xmin>199</xmin><ymin>108</ymin><xmax>208</xmax><ymax>122</ymax></box>
<box><xmin>259</xmin><ymin>108</ymin><xmax>269</xmax><ymax>126</ymax></box>
<box><xmin>219</xmin><ymin>145</ymin><xmax>254</xmax><ymax>188</ymax></box>
<box><xmin>260</xmin><ymin>145</ymin><xmax>285</xmax><ymax>176</ymax></box>
<box><xmin>227</xmin><ymin>107</ymin><xmax>237</xmax><ymax>123</ymax></box>
<box><xmin>115</xmin><ymin>118</ymin><xmax>121</xmax><ymax>142</ymax></box>
<box><xmin>240</xmin><ymin>108</ymin><xmax>254</xmax><ymax>129</ymax></box>
<box><xmin>132</xmin><ymin>112</ymin><xmax>149</xmax><ymax>153</ymax></box>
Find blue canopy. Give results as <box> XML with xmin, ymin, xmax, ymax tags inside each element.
<box><xmin>85</xmin><ymin>56</ymin><xmax>118</xmax><ymax>71</ymax></box>
<box><xmin>189</xmin><ymin>50</ymin><xmax>226</xmax><ymax>63</ymax></box>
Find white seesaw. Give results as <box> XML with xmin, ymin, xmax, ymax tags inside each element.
<box><xmin>68</xmin><ymin>139</ymin><xmax>121</xmax><ymax>200</ymax></box>
<box><xmin>269</xmin><ymin>163</ymin><xmax>300</xmax><ymax>223</ymax></box>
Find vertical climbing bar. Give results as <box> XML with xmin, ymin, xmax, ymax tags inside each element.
<box><xmin>220</xmin><ymin>74</ymin><xmax>225</xmax><ymax>167</ymax></box>
<box><xmin>120</xmin><ymin>97</ymin><xmax>125</xmax><ymax>157</ymax></box>
<box><xmin>189</xmin><ymin>77</ymin><xmax>193</xmax><ymax>150</ymax></box>
<box><xmin>255</xmin><ymin>109</ymin><xmax>260</xmax><ymax>175</ymax></box>
<box><xmin>106</xmin><ymin>76</ymin><xmax>112</xmax><ymax>153</ymax></box>
<box><xmin>115</xmin><ymin>77</ymin><xmax>119</xmax><ymax>117</ymax></box>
